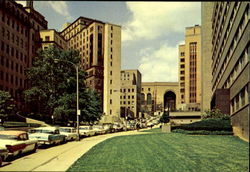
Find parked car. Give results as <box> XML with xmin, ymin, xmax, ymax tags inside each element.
<box><xmin>0</xmin><ymin>130</ymin><xmax>38</xmax><ymax>158</ymax></box>
<box><xmin>59</xmin><ymin>127</ymin><xmax>78</xmax><ymax>141</ymax></box>
<box><xmin>103</xmin><ymin>123</ymin><xmax>114</xmax><ymax>133</ymax></box>
<box><xmin>79</xmin><ymin>125</ymin><xmax>95</xmax><ymax>137</ymax></box>
<box><xmin>113</xmin><ymin>123</ymin><xmax>123</xmax><ymax>132</ymax></box>
<box><xmin>0</xmin><ymin>146</ymin><xmax>8</xmax><ymax>167</ymax></box>
<box><xmin>92</xmin><ymin>125</ymin><xmax>106</xmax><ymax>135</ymax></box>
<box><xmin>127</xmin><ymin>123</ymin><xmax>135</xmax><ymax>130</ymax></box>
<box><xmin>28</xmin><ymin>127</ymin><xmax>66</xmax><ymax>145</ymax></box>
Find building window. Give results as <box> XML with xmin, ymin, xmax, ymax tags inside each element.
<box><xmin>147</xmin><ymin>93</ymin><xmax>152</xmax><ymax>105</ymax></box>
<box><xmin>180</xmin><ymin>58</ymin><xmax>185</xmax><ymax>62</ymax></box>
<box><xmin>148</xmin><ymin>88</ymin><xmax>150</xmax><ymax>91</ymax></box>
<box><xmin>180</xmin><ymin>64</ymin><xmax>185</xmax><ymax>68</ymax></box>
<box><xmin>110</xmin><ymin>80</ymin><xmax>112</xmax><ymax>84</ymax></box>
<box><xmin>110</xmin><ymin>109</ymin><xmax>112</xmax><ymax>115</ymax></box>
<box><xmin>110</xmin><ymin>99</ymin><xmax>112</xmax><ymax>104</ymax></box>
<box><xmin>132</xmin><ymin>88</ymin><xmax>134</xmax><ymax>92</ymax></box>
<box><xmin>110</xmin><ymin>89</ymin><xmax>112</xmax><ymax>94</ymax></box>
<box><xmin>45</xmin><ymin>36</ymin><xmax>50</xmax><ymax>41</ymax></box>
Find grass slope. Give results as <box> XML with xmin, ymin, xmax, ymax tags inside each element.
<box><xmin>68</xmin><ymin>133</ymin><xmax>249</xmax><ymax>172</ymax></box>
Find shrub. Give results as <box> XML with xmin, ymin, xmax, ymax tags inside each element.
<box><xmin>172</xmin><ymin>118</ymin><xmax>232</xmax><ymax>131</ymax></box>
<box><xmin>202</xmin><ymin>108</ymin><xmax>230</xmax><ymax>120</ymax></box>
<box><xmin>172</xmin><ymin>129</ymin><xmax>233</xmax><ymax>135</ymax></box>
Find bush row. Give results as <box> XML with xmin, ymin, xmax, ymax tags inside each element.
<box><xmin>172</xmin><ymin>129</ymin><xmax>233</xmax><ymax>135</ymax></box>
<box><xmin>171</xmin><ymin>118</ymin><xmax>232</xmax><ymax>131</ymax></box>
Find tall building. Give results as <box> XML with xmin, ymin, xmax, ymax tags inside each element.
<box><xmin>0</xmin><ymin>0</ymin><xmax>47</xmax><ymax>109</ymax></box>
<box><xmin>120</xmin><ymin>70</ymin><xmax>141</xmax><ymax>119</ymax></box>
<box><xmin>41</xmin><ymin>17</ymin><xmax>122</xmax><ymax>123</ymax></box>
<box><xmin>209</xmin><ymin>2</ymin><xmax>249</xmax><ymax>141</ymax></box>
<box><xmin>178</xmin><ymin>25</ymin><xmax>201</xmax><ymax>111</ymax></box>
<box><xmin>201</xmin><ymin>2</ymin><xmax>213</xmax><ymax>113</ymax></box>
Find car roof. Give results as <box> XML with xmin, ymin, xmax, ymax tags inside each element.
<box><xmin>31</xmin><ymin>127</ymin><xmax>58</xmax><ymax>130</ymax></box>
<box><xmin>0</xmin><ymin>130</ymin><xmax>26</xmax><ymax>136</ymax></box>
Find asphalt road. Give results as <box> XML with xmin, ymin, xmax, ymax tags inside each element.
<box><xmin>0</xmin><ymin>129</ymin><xmax>150</xmax><ymax>171</ymax></box>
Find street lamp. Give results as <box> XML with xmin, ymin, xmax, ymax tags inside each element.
<box><xmin>54</xmin><ymin>59</ymin><xmax>80</xmax><ymax>141</ymax></box>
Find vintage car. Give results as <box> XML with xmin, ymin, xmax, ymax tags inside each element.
<box><xmin>28</xmin><ymin>127</ymin><xmax>66</xmax><ymax>145</ymax></box>
<box><xmin>103</xmin><ymin>123</ymin><xmax>114</xmax><ymax>133</ymax></box>
<box><xmin>79</xmin><ymin>125</ymin><xmax>95</xmax><ymax>137</ymax></box>
<box><xmin>59</xmin><ymin>127</ymin><xmax>78</xmax><ymax>141</ymax></box>
<box><xmin>92</xmin><ymin>125</ymin><xmax>106</xmax><ymax>135</ymax></box>
<box><xmin>113</xmin><ymin>123</ymin><xmax>123</xmax><ymax>132</ymax></box>
<box><xmin>0</xmin><ymin>130</ymin><xmax>38</xmax><ymax>158</ymax></box>
<box><xmin>0</xmin><ymin>146</ymin><xmax>8</xmax><ymax>167</ymax></box>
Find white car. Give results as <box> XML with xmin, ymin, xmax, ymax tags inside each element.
<box><xmin>0</xmin><ymin>146</ymin><xmax>8</xmax><ymax>167</ymax></box>
<box><xmin>0</xmin><ymin>130</ymin><xmax>38</xmax><ymax>158</ymax></box>
<box><xmin>92</xmin><ymin>125</ymin><xmax>106</xmax><ymax>135</ymax></box>
<box><xmin>79</xmin><ymin>126</ymin><xmax>95</xmax><ymax>137</ymax></box>
<box><xmin>28</xmin><ymin>127</ymin><xmax>66</xmax><ymax>145</ymax></box>
<box><xmin>59</xmin><ymin>127</ymin><xmax>78</xmax><ymax>141</ymax></box>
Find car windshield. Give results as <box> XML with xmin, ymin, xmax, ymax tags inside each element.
<box><xmin>59</xmin><ymin>128</ymin><xmax>71</xmax><ymax>133</ymax></box>
<box><xmin>29</xmin><ymin>129</ymin><xmax>54</xmax><ymax>134</ymax></box>
<box><xmin>0</xmin><ymin>134</ymin><xmax>18</xmax><ymax>140</ymax></box>
<box><xmin>79</xmin><ymin>126</ymin><xmax>90</xmax><ymax>130</ymax></box>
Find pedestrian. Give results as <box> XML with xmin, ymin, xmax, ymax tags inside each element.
<box><xmin>136</xmin><ymin>122</ymin><xmax>140</xmax><ymax>131</ymax></box>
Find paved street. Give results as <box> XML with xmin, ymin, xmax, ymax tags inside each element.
<box><xmin>0</xmin><ymin>129</ymin><xmax>150</xmax><ymax>171</ymax></box>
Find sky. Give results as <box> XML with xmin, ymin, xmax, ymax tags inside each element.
<box><xmin>16</xmin><ymin>1</ymin><xmax>201</xmax><ymax>82</ymax></box>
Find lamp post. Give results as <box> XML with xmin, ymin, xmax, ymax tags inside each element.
<box><xmin>54</xmin><ymin>59</ymin><xmax>80</xmax><ymax>141</ymax></box>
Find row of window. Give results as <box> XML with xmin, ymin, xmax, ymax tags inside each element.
<box><xmin>141</xmin><ymin>88</ymin><xmax>151</xmax><ymax>91</ymax></box>
<box><xmin>231</xmin><ymin>84</ymin><xmax>249</xmax><ymax>114</ymax></box>
<box><xmin>212</xmin><ymin>3</ymin><xmax>248</xmax><ymax>73</ymax></box>
<box><xmin>120</xmin><ymin>95</ymin><xmax>135</xmax><ymax>99</ymax></box>
<box><xmin>120</xmin><ymin>88</ymin><xmax>135</xmax><ymax>93</ymax></box>
<box><xmin>0</xmin><ymin>56</ymin><xmax>24</xmax><ymax>74</ymax></box>
<box><xmin>0</xmin><ymin>70</ymin><xmax>24</xmax><ymax>87</ymax></box>
<box><xmin>212</xmin><ymin>6</ymin><xmax>249</xmax><ymax>90</ymax></box>
<box><xmin>0</xmin><ymin>42</ymin><xmax>27</xmax><ymax>62</ymax></box>
<box><xmin>120</xmin><ymin>101</ymin><xmax>135</xmax><ymax>105</ymax></box>
<box><xmin>1</xmin><ymin>11</ymin><xmax>29</xmax><ymax>37</ymax></box>
<box><xmin>1</xmin><ymin>27</ymin><xmax>27</xmax><ymax>49</ymax></box>
<box><xmin>222</xmin><ymin>45</ymin><xmax>249</xmax><ymax>89</ymax></box>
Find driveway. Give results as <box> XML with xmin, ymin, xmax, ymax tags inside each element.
<box><xmin>0</xmin><ymin>129</ymin><xmax>150</xmax><ymax>171</ymax></box>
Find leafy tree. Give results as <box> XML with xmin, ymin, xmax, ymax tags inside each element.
<box><xmin>159</xmin><ymin>111</ymin><xmax>170</xmax><ymax>123</ymax></box>
<box><xmin>24</xmin><ymin>46</ymin><xmax>102</xmax><ymax>124</ymax></box>
<box><xmin>0</xmin><ymin>91</ymin><xmax>15</xmax><ymax>124</ymax></box>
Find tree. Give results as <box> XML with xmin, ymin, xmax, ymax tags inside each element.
<box><xmin>24</xmin><ymin>46</ymin><xmax>102</xmax><ymax>124</ymax></box>
<box><xmin>159</xmin><ymin>111</ymin><xmax>170</xmax><ymax>123</ymax></box>
<box><xmin>0</xmin><ymin>91</ymin><xmax>15</xmax><ymax>124</ymax></box>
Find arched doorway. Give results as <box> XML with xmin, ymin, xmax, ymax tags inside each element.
<box><xmin>164</xmin><ymin>91</ymin><xmax>176</xmax><ymax>112</ymax></box>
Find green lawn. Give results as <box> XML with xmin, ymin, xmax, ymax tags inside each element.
<box><xmin>68</xmin><ymin>132</ymin><xmax>249</xmax><ymax>172</ymax></box>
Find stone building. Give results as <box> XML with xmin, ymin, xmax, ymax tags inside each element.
<box><xmin>120</xmin><ymin>70</ymin><xmax>141</xmax><ymax>119</ymax></box>
<box><xmin>0</xmin><ymin>0</ymin><xmax>47</xmax><ymax>109</ymax></box>
<box><xmin>40</xmin><ymin>17</ymin><xmax>122</xmax><ymax>123</ymax></box>
<box><xmin>206</xmin><ymin>2</ymin><xmax>249</xmax><ymax>141</ymax></box>
<box><xmin>178</xmin><ymin>25</ymin><xmax>201</xmax><ymax>111</ymax></box>
<box><xmin>141</xmin><ymin>82</ymin><xmax>180</xmax><ymax>116</ymax></box>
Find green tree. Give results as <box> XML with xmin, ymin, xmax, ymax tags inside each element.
<box><xmin>0</xmin><ymin>91</ymin><xmax>15</xmax><ymax>124</ymax></box>
<box><xmin>24</xmin><ymin>46</ymin><xmax>102</xmax><ymax>124</ymax></box>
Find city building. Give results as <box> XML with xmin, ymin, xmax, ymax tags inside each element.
<box><xmin>40</xmin><ymin>29</ymin><xmax>67</xmax><ymax>50</ymax></box>
<box><xmin>208</xmin><ymin>2</ymin><xmax>249</xmax><ymax>141</ymax></box>
<box><xmin>141</xmin><ymin>82</ymin><xmax>180</xmax><ymax>116</ymax></box>
<box><xmin>57</xmin><ymin>17</ymin><xmax>121</xmax><ymax>123</ymax></box>
<box><xmin>120</xmin><ymin>70</ymin><xmax>141</xmax><ymax>119</ymax></box>
<box><xmin>141</xmin><ymin>82</ymin><xmax>201</xmax><ymax>124</ymax></box>
<box><xmin>178</xmin><ymin>25</ymin><xmax>201</xmax><ymax>111</ymax></box>
<box><xmin>201</xmin><ymin>2</ymin><xmax>213</xmax><ymax>113</ymax></box>
<box><xmin>0</xmin><ymin>0</ymin><xmax>47</xmax><ymax>109</ymax></box>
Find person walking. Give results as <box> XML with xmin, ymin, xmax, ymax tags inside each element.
<box><xmin>136</xmin><ymin>122</ymin><xmax>140</xmax><ymax>131</ymax></box>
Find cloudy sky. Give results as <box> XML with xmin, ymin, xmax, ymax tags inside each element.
<box><xmin>16</xmin><ymin>1</ymin><xmax>201</xmax><ymax>82</ymax></box>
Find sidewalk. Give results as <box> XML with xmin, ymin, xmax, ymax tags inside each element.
<box><xmin>0</xmin><ymin>129</ymin><xmax>151</xmax><ymax>171</ymax></box>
